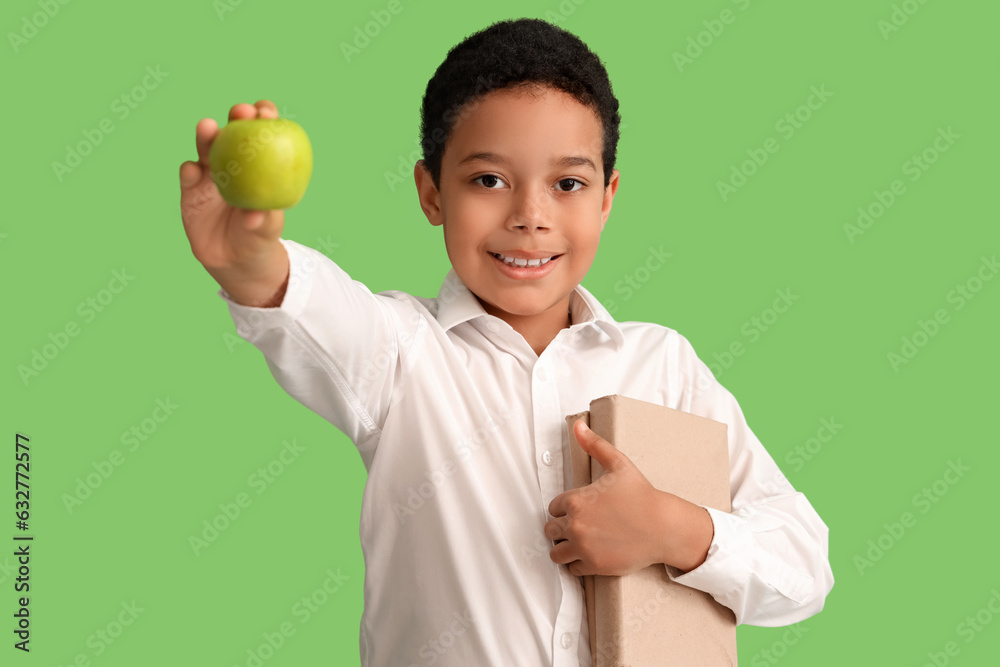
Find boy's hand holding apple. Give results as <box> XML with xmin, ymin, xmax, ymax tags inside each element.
<box><xmin>179</xmin><ymin>100</ymin><xmax>312</xmax><ymax>308</ymax></box>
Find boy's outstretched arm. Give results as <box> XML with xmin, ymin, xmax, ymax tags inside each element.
<box><xmin>179</xmin><ymin>99</ymin><xmax>290</xmax><ymax>308</ymax></box>
<box><xmin>180</xmin><ymin>103</ymin><xmax>419</xmax><ymax>449</ymax></box>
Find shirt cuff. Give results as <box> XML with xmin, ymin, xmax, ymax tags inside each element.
<box><xmin>665</xmin><ymin>505</ymin><xmax>754</xmax><ymax>602</ymax></box>
<box><xmin>217</xmin><ymin>238</ymin><xmax>317</xmax><ymax>339</ymax></box>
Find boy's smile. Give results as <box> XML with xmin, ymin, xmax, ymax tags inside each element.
<box><xmin>415</xmin><ymin>84</ymin><xmax>619</xmax><ymax>355</ymax></box>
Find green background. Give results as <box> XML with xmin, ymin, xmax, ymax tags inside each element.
<box><xmin>4</xmin><ymin>0</ymin><xmax>998</xmax><ymax>664</ymax></box>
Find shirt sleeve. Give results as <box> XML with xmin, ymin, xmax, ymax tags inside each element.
<box><xmin>663</xmin><ymin>333</ymin><xmax>835</xmax><ymax>627</ymax></box>
<box><xmin>218</xmin><ymin>238</ymin><xmax>419</xmax><ymax>456</ymax></box>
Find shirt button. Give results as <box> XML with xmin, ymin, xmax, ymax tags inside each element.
<box><xmin>487</xmin><ymin>321</ymin><xmax>499</xmax><ymax>333</ymax></box>
<box><xmin>542</xmin><ymin>450</ymin><xmax>553</xmax><ymax>466</ymax></box>
<box><xmin>536</xmin><ymin>367</ymin><xmax>548</xmax><ymax>382</ymax></box>
<box><xmin>560</xmin><ymin>632</ymin><xmax>573</xmax><ymax>649</ymax></box>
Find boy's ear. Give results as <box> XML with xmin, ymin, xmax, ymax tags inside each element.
<box><xmin>600</xmin><ymin>168</ymin><xmax>620</xmax><ymax>230</ymax></box>
<box><xmin>414</xmin><ymin>159</ymin><xmax>443</xmax><ymax>227</ymax></box>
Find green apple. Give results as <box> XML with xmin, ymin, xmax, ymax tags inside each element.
<box><xmin>208</xmin><ymin>117</ymin><xmax>313</xmax><ymax>210</ymax></box>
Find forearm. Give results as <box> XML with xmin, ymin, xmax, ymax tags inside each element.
<box><xmin>654</xmin><ymin>491</ymin><xmax>714</xmax><ymax>573</ymax></box>
<box><xmin>665</xmin><ymin>334</ymin><xmax>835</xmax><ymax>625</ymax></box>
<box><xmin>206</xmin><ymin>241</ymin><xmax>290</xmax><ymax>308</ymax></box>
<box><xmin>218</xmin><ymin>239</ymin><xmax>415</xmax><ymax>447</ymax></box>
<box><xmin>669</xmin><ymin>498</ymin><xmax>834</xmax><ymax>626</ymax></box>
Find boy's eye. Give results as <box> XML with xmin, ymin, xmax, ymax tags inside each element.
<box><xmin>473</xmin><ymin>175</ymin><xmax>585</xmax><ymax>192</ymax></box>
<box><xmin>557</xmin><ymin>178</ymin><xmax>584</xmax><ymax>192</ymax></box>
<box><xmin>474</xmin><ymin>174</ymin><xmax>505</xmax><ymax>189</ymax></box>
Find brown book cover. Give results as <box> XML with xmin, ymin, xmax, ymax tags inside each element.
<box><xmin>565</xmin><ymin>394</ymin><xmax>738</xmax><ymax>666</ymax></box>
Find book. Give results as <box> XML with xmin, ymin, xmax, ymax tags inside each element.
<box><xmin>564</xmin><ymin>394</ymin><xmax>738</xmax><ymax>666</ymax></box>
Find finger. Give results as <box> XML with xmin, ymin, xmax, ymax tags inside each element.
<box><xmin>548</xmin><ymin>491</ymin><xmax>568</xmax><ymax>518</ymax></box>
<box><xmin>241</xmin><ymin>209</ymin><xmax>265</xmax><ymax>230</ymax></box>
<box><xmin>549</xmin><ymin>540</ymin><xmax>577</xmax><ymax>567</ymax></box>
<box><xmin>573</xmin><ymin>419</ymin><xmax>593</xmax><ymax>445</ymax></box>
<box><xmin>575</xmin><ymin>420</ymin><xmax>623</xmax><ymax>472</ymax></box>
<box><xmin>238</xmin><ymin>208</ymin><xmax>284</xmax><ymax>237</ymax></box>
<box><xmin>228</xmin><ymin>103</ymin><xmax>258</xmax><ymax>122</ymax></box>
<box><xmin>179</xmin><ymin>160</ymin><xmax>202</xmax><ymax>189</ymax></box>
<box><xmin>180</xmin><ymin>168</ymin><xmax>219</xmax><ymax>224</ymax></box>
<box><xmin>255</xmin><ymin>99</ymin><xmax>279</xmax><ymax>118</ymax></box>
<box><xmin>544</xmin><ymin>517</ymin><xmax>565</xmax><ymax>541</ymax></box>
<box><xmin>195</xmin><ymin>117</ymin><xmax>219</xmax><ymax>167</ymax></box>
<box><xmin>574</xmin><ymin>418</ymin><xmax>596</xmax><ymax>441</ymax></box>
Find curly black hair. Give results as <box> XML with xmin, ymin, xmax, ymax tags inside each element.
<box><xmin>418</xmin><ymin>17</ymin><xmax>621</xmax><ymax>191</ymax></box>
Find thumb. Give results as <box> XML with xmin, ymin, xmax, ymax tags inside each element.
<box><xmin>241</xmin><ymin>209</ymin><xmax>266</xmax><ymax>230</ymax></box>
<box><xmin>238</xmin><ymin>207</ymin><xmax>284</xmax><ymax>234</ymax></box>
<box><xmin>574</xmin><ymin>419</ymin><xmax>624</xmax><ymax>472</ymax></box>
<box><xmin>179</xmin><ymin>161</ymin><xmax>202</xmax><ymax>189</ymax></box>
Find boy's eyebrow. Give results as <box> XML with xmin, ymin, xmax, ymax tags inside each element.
<box><xmin>457</xmin><ymin>151</ymin><xmax>597</xmax><ymax>172</ymax></box>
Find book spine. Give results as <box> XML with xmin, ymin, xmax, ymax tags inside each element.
<box><xmin>590</xmin><ymin>396</ymin><xmax>626</xmax><ymax>667</ymax></box>
<box><xmin>592</xmin><ymin>576</ymin><xmax>625</xmax><ymax>667</ymax></box>
<box><xmin>565</xmin><ymin>411</ymin><xmax>599</xmax><ymax>661</ymax></box>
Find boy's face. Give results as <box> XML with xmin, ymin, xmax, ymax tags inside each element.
<box><xmin>415</xmin><ymin>84</ymin><xmax>619</xmax><ymax>331</ymax></box>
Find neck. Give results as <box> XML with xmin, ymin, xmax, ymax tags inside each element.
<box><xmin>479</xmin><ymin>297</ymin><xmax>573</xmax><ymax>357</ymax></box>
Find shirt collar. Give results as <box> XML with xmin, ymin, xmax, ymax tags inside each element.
<box><xmin>434</xmin><ymin>268</ymin><xmax>625</xmax><ymax>350</ymax></box>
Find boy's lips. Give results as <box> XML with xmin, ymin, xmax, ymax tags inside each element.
<box><xmin>488</xmin><ymin>251</ymin><xmax>562</xmax><ymax>279</ymax></box>
<box><xmin>490</xmin><ymin>249</ymin><xmax>562</xmax><ymax>260</ymax></box>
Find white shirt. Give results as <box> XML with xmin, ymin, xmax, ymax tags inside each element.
<box><xmin>220</xmin><ymin>238</ymin><xmax>834</xmax><ymax>667</ymax></box>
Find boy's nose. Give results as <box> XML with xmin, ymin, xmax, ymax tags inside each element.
<box><xmin>506</xmin><ymin>188</ymin><xmax>550</xmax><ymax>231</ymax></box>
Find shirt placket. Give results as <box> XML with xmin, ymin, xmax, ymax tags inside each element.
<box><xmin>532</xmin><ymin>348</ymin><xmax>585</xmax><ymax>666</ymax></box>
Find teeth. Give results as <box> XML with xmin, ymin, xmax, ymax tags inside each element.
<box><xmin>493</xmin><ymin>253</ymin><xmax>554</xmax><ymax>267</ymax></box>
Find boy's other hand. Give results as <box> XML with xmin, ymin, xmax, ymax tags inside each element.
<box><xmin>179</xmin><ymin>100</ymin><xmax>289</xmax><ymax>306</ymax></box>
<box><xmin>545</xmin><ymin>419</ymin><xmax>714</xmax><ymax>577</ymax></box>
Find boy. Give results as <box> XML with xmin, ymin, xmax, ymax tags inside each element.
<box><xmin>179</xmin><ymin>18</ymin><xmax>833</xmax><ymax>667</ymax></box>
